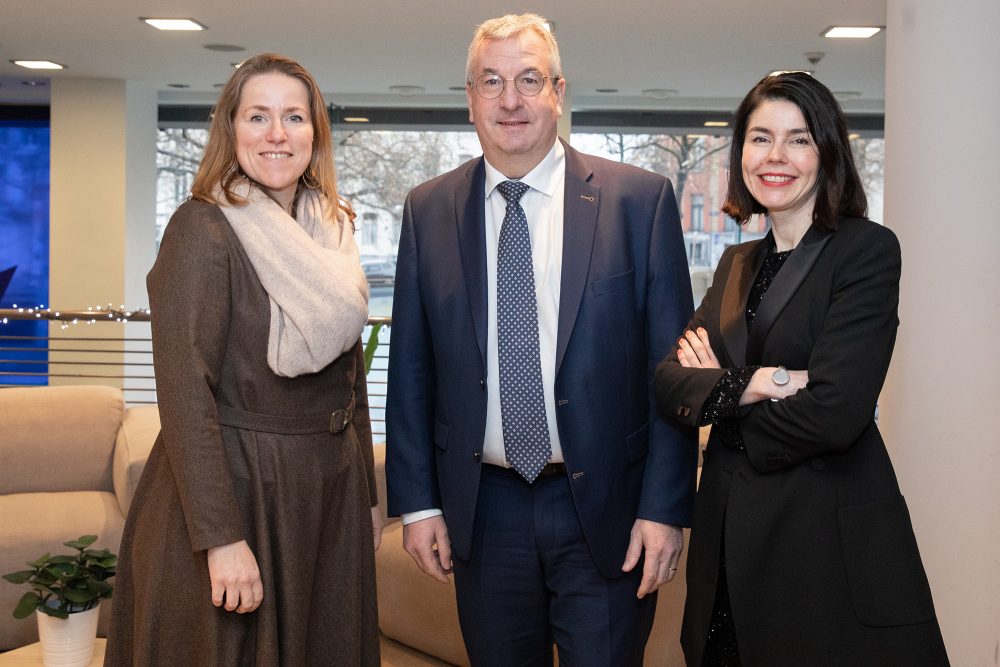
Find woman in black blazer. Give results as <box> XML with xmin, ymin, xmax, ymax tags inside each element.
<box><xmin>655</xmin><ymin>73</ymin><xmax>948</xmax><ymax>666</ymax></box>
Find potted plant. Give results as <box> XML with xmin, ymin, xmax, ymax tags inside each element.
<box><xmin>2</xmin><ymin>535</ymin><xmax>116</xmax><ymax>667</ymax></box>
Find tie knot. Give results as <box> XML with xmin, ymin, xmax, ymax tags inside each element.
<box><xmin>497</xmin><ymin>180</ymin><xmax>529</xmax><ymax>204</ymax></box>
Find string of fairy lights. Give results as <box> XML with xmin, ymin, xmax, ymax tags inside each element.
<box><xmin>0</xmin><ymin>304</ymin><xmax>152</xmax><ymax>328</ymax></box>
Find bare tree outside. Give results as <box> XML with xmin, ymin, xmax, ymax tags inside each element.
<box><xmin>156</xmin><ymin>128</ymin><xmax>208</xmax><ymax>245</ymax></box>
<box><xmin>597</xmin><ymin>133</ymin><xmax>731</xmax><ymax>218</ymax></box>
<box><xmin>850</xmin><ymin>137</ymin><xmax>885</xmax><ymax>223</ymax></box>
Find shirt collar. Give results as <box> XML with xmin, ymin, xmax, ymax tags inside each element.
<box><xmin>484</xmin><ymin>139</ymin><xmax>565</xmax><ymax>200</ymax></box>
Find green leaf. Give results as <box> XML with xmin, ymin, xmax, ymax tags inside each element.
<box><xmin>90</xmin><ymin>581</ymin><xmax>113</xmax><ymax>596</ymax></box>
<box><xmin>1</xmin><ymin>570</ymin><xmax>34</xmax><ymax>584</ymax></box>
<box><xmin>62</xmin><ymin>588</ymin><xmax>96</xmax><ymax>604</ymax></box>
<box><xmin>12</xmin><ymin>592</ymin><xmax>41</xmax><ymax>619</ymax></box>
<box><xmin>33</xmin><ymin>574</ymin><xmax>57</xmax><ymax>587</ymax></box>
<box><xmin>63</xmin><ymin>535</ymin><xmax>97</xmax><ymax>550</ymax></box>
<box><xmin>45</xmin><ymin>563</ymin><xmax>75</xmax><ymax>577</ymax></box>
<box><xmin>37</xmin><ymin>604</ymin><xmax>68</xmax><ymax>620</ymax></box>
<box><xmin>364</xmin><ymin>323</ymin><xmax>383</xmax><ymax>373</ymax></box>
<box><xmin>47</xmin><ymin>555</ymin><xmax>75</xmax><ymax>564</ymax></box>
<box><xmin>28</xmin><ymin>554</ymin><xmax>51</xmax><ymax>568</ymax></box>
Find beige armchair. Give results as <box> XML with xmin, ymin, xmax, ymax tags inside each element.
<box><xmin>0</xmin><ymin>385</ymin><xmax>160</xmax><ymax>651</ymax></box>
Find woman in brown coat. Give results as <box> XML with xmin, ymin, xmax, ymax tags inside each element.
<box><xmin>106</xmin><ymin>53</ymin><xmax>381</xmax><ymax>665</ymax></box>
<box><xmin>655</xmin><ymin>73</ymin><xmax>948</xmax><ymax>666</ymax></box>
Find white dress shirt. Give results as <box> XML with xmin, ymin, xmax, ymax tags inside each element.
<box><xmin>481</xmin><ymin>140</ymin><xmax>565</xmax><ymax>467</ymax></box>
<box><xmin>402</xmin><ymin>139</ymin><xmax>566</xmax><ymax>525</ymax></box>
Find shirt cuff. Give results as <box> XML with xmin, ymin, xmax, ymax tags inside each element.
<box><xmin>401</xmin><ymin>509</ymin><xmax>444</xmax><ymax>525</ymax></box>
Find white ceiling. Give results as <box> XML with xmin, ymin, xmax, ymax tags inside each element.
<box><xmin>0</xmin><ymin>0</ymin><xmax>886</xmax><ymax>113</ymax></box>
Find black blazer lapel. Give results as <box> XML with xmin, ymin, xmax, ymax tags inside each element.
<box><xmin>719</xmin><ymin>240</ymin><xmax>764</xmax><ymax>368</ymax></box>
<box><xmin>746</xmin><ymin>225</ymin><xmax>832</xmax><ymax>363</ymax></box>
<box><xmin>556</xmin><ymin>143</ymin><xmax>599</xmax><ymax>375</ymax></box>
<box><xmin>456</xmin><ymin>159</ymin><xmax>488</xmax><ymax>368</ymax></box>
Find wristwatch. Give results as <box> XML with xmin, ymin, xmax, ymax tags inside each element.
<box><xmin>772</xmin><ymin>366</ymin><xmax>790</xmax><ymax>387</ymax></box>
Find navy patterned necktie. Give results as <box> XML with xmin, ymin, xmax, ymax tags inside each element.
<box><xmin>496</xmin><ymin>180</ymin><xmax>551</xmax><ymax>482</ymax></box>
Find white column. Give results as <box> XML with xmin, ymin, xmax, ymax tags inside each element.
<box><xmin>123</xmin><ymin>83</ymin><xmax>158</xmax><ymax>310</ymax></box>
<box><xmin>49</xmin><ymin>78</ymin><xmax>157</xmax><ymax>309</ymax></box>
<box><xmin>49</xmin><ymin>78</ymin><xmax>157</xmax><ymax>391</ymax></box>
<box><xmin>881</xmin><ymin>1</ymin><xmax>1000</xmax><ymax>663</ymax></box>
<box><xmin>558</xmin><ymin>82</ymin><xmax>572</xmax><ymax>142</ymax></box>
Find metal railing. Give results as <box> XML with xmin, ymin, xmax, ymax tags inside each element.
<box><xmin>0</xmin><ymin>308</ymin><xmax>390</xmax><ymax>438</ymax></box>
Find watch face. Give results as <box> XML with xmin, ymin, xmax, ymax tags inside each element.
<box><xmin>772</xmin><ymin>367</ymin><xmax>790</xmax><ymax>386</ymax></box>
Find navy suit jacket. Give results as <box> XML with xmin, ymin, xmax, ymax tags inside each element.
<box><xmin>386</xmin><ymin>141</ymin><xmax>697</xmax><ymax>577</ymax></box>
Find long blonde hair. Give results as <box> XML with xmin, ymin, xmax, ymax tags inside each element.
<box><xmin>191</xmin><ymin>52</ymin><xmax>354</xmax><ymax>222</ymax></box>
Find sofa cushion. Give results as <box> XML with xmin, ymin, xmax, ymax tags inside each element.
<box><xmin>0</xmin><ymin>385</ymin><xmax>122</xmax><ymax>495</ymax></box>
<box><xmin>112</xmin><ymin>405</ymin><xmax>161</xmax><ymax>515</ymax></box>
<box><xmin>0</xmin><ymin>491</ymin><xmax>125</xmax><ymax>651</ymax></box>
<box><xmin>376</xmin><ymin>522</ymin><xmax>470</xmax><ymax>667</ymax></box>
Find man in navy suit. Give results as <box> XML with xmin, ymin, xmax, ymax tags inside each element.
<box><xmin>386</xmin><ymin>13</ymin><xmax>696</xmax><ymax>665</ymax></box>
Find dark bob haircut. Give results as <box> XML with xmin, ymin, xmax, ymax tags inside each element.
<box><xmin>721</xmin><ymin>72</ymin><xmax>867</xmax><ymax>232</ymax></box>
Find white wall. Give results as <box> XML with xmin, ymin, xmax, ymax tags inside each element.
<box><xmin>882</xmin><ymin>1</ymin><xmax>1000</xmax><ymax>662</ymax></box>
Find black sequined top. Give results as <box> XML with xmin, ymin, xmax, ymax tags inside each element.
<box><xmin>698</xmin><ymin>249</ymin><xmax>793</xmax><ymax>451</ymax></box>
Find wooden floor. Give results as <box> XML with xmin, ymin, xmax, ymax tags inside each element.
<box><xmin>0</xmin><ymin>636</ymin><xmax>452</xmax><ymax>666</ymax></box>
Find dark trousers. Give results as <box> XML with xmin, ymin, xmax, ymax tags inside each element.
<box><xmin>452</xmin><ymin>465</ymin><xmax>656</xmax><ymax>666</ymax></box>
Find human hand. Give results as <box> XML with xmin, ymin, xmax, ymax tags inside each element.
<box><xmin>402</xmin><ymin>515</ymin><xmax>453</xmax><ymax>584</ymax></box>
<box><xmin>371</xmin><ymin>506</ymin><xmax>384</xmax><ymax>552</ymax></box>
<box><xmin>740</xmin><ymin>367</ymin><xmax>809</xmax><ymax>405</ymax></box>
<box><xmin>677</xmin><ymin>327</ymin><xmax>721</xmax><ymax>369</ymax></box>
<box><xmin>621</xmin><ymin>519</ymin><xmax>684</xmax><ymax>598</ymax></box>
<box><xmin>206</xmin><ymin>539</ymin><xmax>263</xmax><ymax>613</ymax></box>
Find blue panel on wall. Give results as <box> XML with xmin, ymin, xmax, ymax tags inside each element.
<box><xmin>0</xmin><ymin>119</ymin><xmax>50</xmax><ymax>385</ymax></box>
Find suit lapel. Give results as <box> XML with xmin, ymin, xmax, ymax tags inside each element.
<box><xmin>456</xmin><ymin>159</ymin><xmax>488</xmax><ymax>368</ymax></box>
<box><xmin>556</xmin><ymin>144</ymin><xmax>600</xmax><ymax>375</ymax></box>
<box><xmin>746</xmin><ymin>225</ymin><xmax>832</xmax><ymax>363</ymax></box>
<box><xmin>718</xmin><ymin>240</ymin><xmax>764</xmax><ymax>368</ymax></box>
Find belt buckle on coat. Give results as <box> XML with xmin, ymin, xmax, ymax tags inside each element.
<box><xmin>328</xmin><ymin>394</ymin><xmax>355</xmax><ymax>434</ymax></box>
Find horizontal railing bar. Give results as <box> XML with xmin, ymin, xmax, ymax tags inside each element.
<box><xmin>0</xmin><ymin>308</ymin><xmax>151</xmax><ymax>322</ymax></box>
<box><xmin>0</xmin><ymin>372</ymin><xmax>157</xmax><ymax>379</ymax></box>
<box><xmin>0</xmin><ymin>347</ymin><xmax>152</xmax><ymax>354</ymax></box>
<box><xmin>0</xmin><ymin>360</ymin><xmax>155</xmax><ymax>367</ymax></box>
<box><xmin>0</xmin><ymin>336</ymin><xmax>152</xmax><ymax>342</ymax></box>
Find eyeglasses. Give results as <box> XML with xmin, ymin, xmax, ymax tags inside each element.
<box><xmin>470</xmin><ymin>71</ymin><xmax>559</xmax><ymax>100</ymax></box>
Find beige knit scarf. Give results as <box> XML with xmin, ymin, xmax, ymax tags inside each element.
<box><xmin>217</xmin><ymin>180</ymin><xmax>369</xmax><ymax>378</ymax></box>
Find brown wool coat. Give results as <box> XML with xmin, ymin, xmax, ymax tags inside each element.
<box><xmin>105</xmin><ymin>200</ymin><xmax>379</xmax><ymax>666</ymax></box>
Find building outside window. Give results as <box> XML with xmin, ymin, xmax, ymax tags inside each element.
<box><xmin>156</xmin><ymin>126</ymin><xmax>884</xmax><ymax>311</ymax></box>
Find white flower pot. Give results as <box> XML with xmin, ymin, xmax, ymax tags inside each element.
<box><xmin>35</xmin><ymin>603</ymin><xmax>100</xmax><ymax>667</ymax></box>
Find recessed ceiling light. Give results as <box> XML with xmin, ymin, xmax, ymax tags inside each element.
<box><xmin>166</xmin><ymin>83</ymin><xmax>190</xmax><ymax>88</ymax></box>
<box><xmin>389</xmin><ymin>85</ymin><xmax>425</xmax><ymax>96</ymax></box>
<box><xmin>543</xmin><ymin>21</ymin><xmax>556</xmax><ymax>33</ymax></box>
<box><xmin>141</xmin><ymin>18</ymin><xmax>207</xmax><ymax>31</ymax></box>
<box><xmin>704</xmin><ymin>121</ymin><xmax>729</xmax><ymax>128</ymax></box>
<box><xmin>833</xmin><ymin>91</ymin><xmax>862</xmax><ymax>102</ymax></box>
<box><xmin>11</xmin><ymin>60</ymin><xmax>64</xmax><ymax>70</ymax></box>
<box><xmin>823</xmin><ymin>26</ymin><xmax>881</xmax><ymax>39</ymax></box>
<box><xmin>641</xmin><ymin>88</ymin><xmax>677</xmax><ymax>100</ymax></box>
<box><xmin>203</xmin><ymin>44</ymin><xmax>245</xmax><ymax>52</ymax></box>
<box><xmin>768</xmin><ymin>70</ymin><xmax>813</xmax><ymax>77</ymax></box>
<box><xmin>595</xmin><ymin>88</ymin><xmax>619</xmax><ymax>94</ymax></box>
<box><xmin>231</xmin><ymin>61</ymin><xmax>246</xmax><ymax>69</ymax></box>
<box><xmin>343</xmin><ymin>117</ymin><xmax>370</xmax><ymax>123</ymax></box>
<box><xmin>848</xmin><ymin>133</ymin><xmax>861</xmax><ymax>141</ymax></box>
